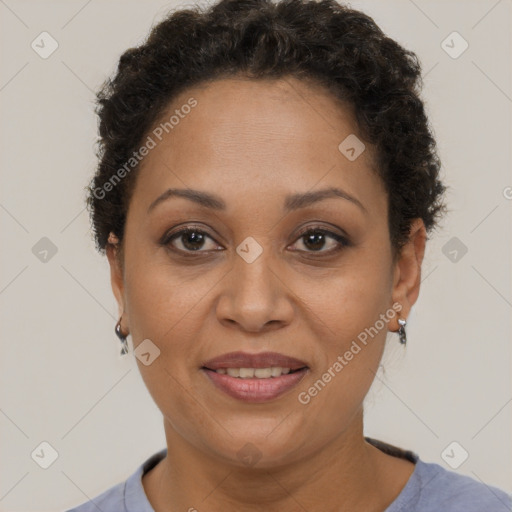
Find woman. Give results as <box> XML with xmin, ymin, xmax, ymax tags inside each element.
<box><xmin>67</xmin><ymin>0</ymin><xmax>511</xmax><ymax>510</ymax></box>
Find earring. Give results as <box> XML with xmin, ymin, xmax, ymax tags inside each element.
<box><xmin>115</xmin><ymin>318</ymin><xmax>129</xmax><ymax>355</ymax></box>
<box><xmin>397</xmin><ymin>318</ymin><xmax>407</xmax><ymax>345</ymax></box>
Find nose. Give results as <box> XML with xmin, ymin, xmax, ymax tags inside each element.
<box><xmin>215</xmin><ymin>248</ymin><xmax>294</xmax><ymax>334</ymax></box>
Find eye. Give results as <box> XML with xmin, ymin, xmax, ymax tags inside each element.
<box><xmin>161</xmin><ymin>224</ymin><xmax>350</xmax><ymax>256</ymax></box>
<box><xmin>289</xmin><ymin>226</ymin><xmax>350</xmax><ymax>254</ymax></box>
<box><xmin>162</xmin><ymin>226</ymin><xmax>222</xmax><ymax>253</ymax></box>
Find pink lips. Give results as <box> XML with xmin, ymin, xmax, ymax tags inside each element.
<box><xmin>201</xmin><ymin>351</ymin><xmax>309</xmax><ymax>403</ymax></box>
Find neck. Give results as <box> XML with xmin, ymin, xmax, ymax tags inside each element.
<box><xmin>143</xmin><ymin>408</ymin><xmax>405</xmax><ymax>512</ymax></box>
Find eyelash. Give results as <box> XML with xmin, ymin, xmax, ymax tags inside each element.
<box><xmin>160</xmin><ymin>224</ymin><xmax>350</xmax><ymax>257</ymax></box>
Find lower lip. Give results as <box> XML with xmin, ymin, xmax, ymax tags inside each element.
<box><xmin>202</xmin><ymin>368</ymin><xmax>308</xmax><ymax>403</ymax></box>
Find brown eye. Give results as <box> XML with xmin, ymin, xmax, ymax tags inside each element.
<box><xmin>290</xmin><ymin>227</ymin><xmax>350</xmax><ymax>254</ymax></box>
<box><xmin>162</xmin><ymin>227</ymin><xmax>221</xmax><ymax>253</ymax></box>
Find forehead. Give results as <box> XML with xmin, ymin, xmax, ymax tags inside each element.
<box><xmin>131</xmin><ymin>76</ymin><xmax>385</xmax><ymax>216</ymax></box>
<box><xmin>165</xmin><ymin>75</ymin><xmax>363</xmax><ymax>163</ymax></box>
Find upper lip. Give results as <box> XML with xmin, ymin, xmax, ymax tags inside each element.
<box><xmin>202</xmin><ymin>351</ymin><xmax>308</xmax><ymax>371</ymax></box>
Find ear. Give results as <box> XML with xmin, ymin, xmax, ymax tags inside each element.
<box><xmin>390</xmin><ymin>218</ymin><xmax>427</xmax><ymax>330</ymax></box>
<box><xmin>106</xmin><ymin>238</ymin><xmax>127</xmax><ymax>322</ymax></box>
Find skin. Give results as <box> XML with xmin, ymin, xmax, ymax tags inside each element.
<box><xmin>106</xmin><ymin>76</ymin><xmax>426</xmax><ymax>512</ymax></box>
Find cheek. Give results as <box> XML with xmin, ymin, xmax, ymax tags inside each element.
<box><xmin>295</xmin><ymin>240</ymin><xmax>393</xmax><ymax>401</ymax></box>
<box><xmin>122</xmin><ymin>252</ymin><xmax>214</xmax><ymax>436</ymax></box>
<box><xmin>293</xmin><ymin>282</ymin><xmax>390</xmax><ymax>444</ymax></box>
<box><xmin>122</xmin><ymin>241</ymin><xmax>215</xmax><ymax>340</ymax></box>
<box><xmin>307</xmin><ymin>244</ymin><xmax>393</xmax><ymax>345</ymax></box>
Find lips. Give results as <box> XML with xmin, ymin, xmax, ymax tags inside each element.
<box><xmin>202</xmin><ymin>351</ymin><xmax>308</xmax><ymax>371</ymax></box>
<box><xmin>201</xmin><ymin>351</ymin><xmax>309</xmax><ymax>403</ymax></box>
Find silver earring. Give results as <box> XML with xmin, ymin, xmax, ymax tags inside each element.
<box><xmin>398</xmin><ymin>318</ymin><xmax>407</xmax><ymax>345</ymax></box>
<box><xmin>115</xmin><ymin>318</ymin><xmax>129</xmax><ymax>355</ymax></box>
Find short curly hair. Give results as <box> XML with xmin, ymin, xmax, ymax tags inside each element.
<box><xmin>87</xmin><ymin>0</ymin><xmax>446</xmax><ymax>256</ymax></box>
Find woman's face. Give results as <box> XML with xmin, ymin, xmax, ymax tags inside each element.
<box><xmin>108</xmin><ymin>76</ymin><xmax>424</xmax><ymax>467</ymax></box>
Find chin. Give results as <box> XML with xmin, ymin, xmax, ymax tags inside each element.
<box><xmin>205</xmin><ymin>419</ymin><xmax>311</xmax><ymax>469</ymax></box>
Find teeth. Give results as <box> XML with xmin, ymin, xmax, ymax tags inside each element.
<box><xmin>255</xmin><ymin>368</ymin><xmax>272</xmax><ymax>378</ymax></box>
<box><xmin>216</xmin><ymin>367</ymin><xmax>295</xmax><ymax>378</ymax></box>
<box><xmin>271</xmin><ymin>366</ymin><xmax>283</xmax><ymax>377</ymax></box>
<box><xmin>239</xmin><ymin>368</ymin><xmax>255</xmax><ymax>378</ymax></box>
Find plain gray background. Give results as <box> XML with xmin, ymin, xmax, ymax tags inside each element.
<box><xmin>0</xmin><ymin>0</ymin><xmax>511</xmax><ymax>510</ymax></box>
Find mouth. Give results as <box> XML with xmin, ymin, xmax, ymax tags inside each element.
<box><xmin>201</xmin><ymin>351</ymin><xmax>309</xmax><ymax>403</ymax></box>
<box><xmin>205</xmin><ymin>366</ymin><xmax>305</xmax><ymax>378</ymax></box>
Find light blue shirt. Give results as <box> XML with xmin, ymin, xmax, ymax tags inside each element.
<box><xmin>66</xmin><ymin>439</ymin><xmax>512</xmax><ymax>512</ymax></box>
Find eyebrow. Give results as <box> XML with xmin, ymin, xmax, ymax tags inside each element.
<box><xmin>147</xmin><ymin>186</ymin><xmax>366</xmax><ymax>214</ymax></box>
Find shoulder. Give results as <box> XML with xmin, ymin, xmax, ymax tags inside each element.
<box><xmin>366</xmin><ymin>438</ymin><xmax>511</xmax><ymax>512</ymax></box>
<box><xmin>64</xmin><ymin>480</ymin><xmax>126</xmax><ymax>512</ymax></box>
<box><xmin>64</xmin><ymin>448</ymin><xmax>167</xmax><ymax>512</ymax></box>
<box><xmin>410</xmin><ymin>458</ymin><xmax>512</xmax><ymax>512</ymax></box>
